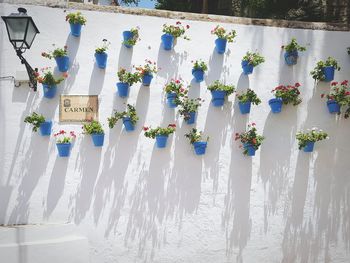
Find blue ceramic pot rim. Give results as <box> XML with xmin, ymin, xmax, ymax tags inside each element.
<box><xmin>269</xmin><ymin>98</ymin><xmax>283</xmax><ymax>104</ymax></box>
<box><xmin>192</xmin><ymin>68</ymin><xmax>204</xmax><ymax>73</ymax></box>
<box><xmin>327</xmin><ymin>99</ymin><xmax>339</xmax><ymax>105</ymax></box>
<box><xmin>156</xmin><ymin>134</ymin><xmax>169</xmax><ymax>138</ymax></box>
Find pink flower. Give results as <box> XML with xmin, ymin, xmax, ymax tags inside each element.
<box><xmin>251</xmin><ymin>122</ymin><xmax>256</xmax><ymax>126</ymax></box>
<box><xmin>331</xmin><ymin>81</ymin><xmax>338</xmax><ymax>86</ymax></box>
<box><xmin>295</xmin><ymin>82</ymin><xmax>301</xmax><ymax>87</ymax></box>
<box><xmin>186</xmin><ymin>25</ymin><xmax>190</xmax><ymax>29</ymax></box>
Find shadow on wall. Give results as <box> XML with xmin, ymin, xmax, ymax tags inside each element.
<box><xmin>118</xmin><ymin>45</ymin><xmax>133</xmax><ymax>71</ymax></box>
<box><xmin>70</xmin><ymin>136</ymin><xmax>102</xmax><ymax>224</ymax></box>
<box><xmin>88</xmin><ymin>63</ymin><xmax>106</xmax><ymax>95</ymax></box>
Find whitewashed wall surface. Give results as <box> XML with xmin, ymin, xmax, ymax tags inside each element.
<box><xmin>1</xmin><ymin>3</ymin><xmax>350</xmax><ymax>263</ymax></box>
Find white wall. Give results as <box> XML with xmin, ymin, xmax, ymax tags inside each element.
<box><xmin>1</xmin><ymin>3</ymin><xmax>350</xmax><ymax>263</ymax></box>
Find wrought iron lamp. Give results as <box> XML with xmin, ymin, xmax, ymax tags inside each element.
<box><xmin>2</xmin><ymin>8</ymin><xmax>40</xmax><ymax>91</ymax></box>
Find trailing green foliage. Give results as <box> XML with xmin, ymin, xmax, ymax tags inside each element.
<box><xmin>108</xmin><ymin>104</ymin><xmax>139</xmax><ymax>128</ymax></box>
<box><xmin>185</xmin><ymin>128</ymin><xmax>209</xmax><ymax>144</ymax></box>
<box><xmin>237</xmin><ymin>89</ymin><xmax>261</xmax><ymax>105</ymax></box>
<box><xmin>211</xmin><ymin>25</ymin><xmax>237</xmax><ymax>42</ymax></box>
<box><xmin>272</xmin><ymin>83</ymin><xmax>302</xmax><ymax>106</ymax></box>
<box><xmin>235</xmin><ymin>123</ymin><xmax>264</xmax><ymax>155</ymax></box>
<box><xmin>207</xmin><ymin>80</ymin><xmax>235</xmax><ymax>95</ymax></box>
<box><xmin>143</xmin><ymin>124</ymin><xmax>176</xmax><ymax>138</ymax></box>
<box><xmin>310</xmin><ymin>57</ymin><xmax>341</xmax><ymax>81</ymax></box>
<box><xmin>24</xmin><ymin>112</ymin><xmax>45</xmax><ymax>132</ymax></box>
<box><xmin>82</xmin><ymin>120</ymin><xmax>104</xmax><ymax>134</ymax></box>
<box><xmin>178</xmin><ymin>98</ymin><xmax>202</xmax><ymax>121</ymax></box>
<box><xmin>242</xmin><ymin>51</ymin><xmax>265</xmax><ymax>67</ymax></box>
<box><xmin>296</xmin><ymin>128</ymin><xmax>328</xmax><ymax>149</ymax></box>
<box><xmin>65</xmin><ymin>12</ymin><xmax>87</xmax><ymax>25</ymax></box>
<box><xmin>117</xmin><ymin>68</ymin><xmax>141</xmax><ymax>85</ymax></box>
<box><xmin>282</xmin><ymin>38</ymin><xmax>306</xmax><ymax>52</ymax></box>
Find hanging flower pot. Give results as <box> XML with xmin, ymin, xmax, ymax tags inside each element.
<box><xmin>185</xmin><ymin>128</ymin><xmax>209</xmax><ymax>156</ymax></box>
<box><xmin>207</xmin><ymin>80</ymin><xmax>234</xmax><ymax>107</ymax></box>
<box><xmin>55</xmin><ymin>56</ymin><xmax>69</xmax><ymax>72</ymax></box>
<box><xmin>269</xmin><ymin>98</ymin><xmax>283</xmax><ymax>113</ymax></box>
<box><xmin>142</xmin><ymin>73</ymin><xmax>153</xmax><ymax>86</ymax></box>
<box><xmin>303</xmin><ymin>141</ymin><xmax>315</xmax><ymax>152</ymax></box>
<box><xmin>39</xmin><ymin>120</ymin><xmax>52</xmax><ymax>136</ymax></box>
<box><xmin>42</xmin><ymin>84</ymin><xmax>57</xmax><ymax>99</ymax></box>
<box><xmin>70</xmin><ymin>23</ymin><xmax>82</xmax><ymax>37</ymax></box>
<box><xmin>193</xmin><ymin>141</ymin><xmax>208</xmax><ymax>155</ymax></box>
<box><xmin>123</xmin><ymin>117</ymin><xmax>135</xmax><ymax>131</ymax></box>
<box><xmin>241</xmin><ymin>51</ymin><xmax>265</xmax><ymax>75</ymax></box>
<box><xmin>243</xmin><ymin>143</ymin><xmax>256</xmax><ymax>156</ymax></box>
<box><xmin>178</xmin><ymin>98</ymin><xmax>201</xmax><ymax>124</ymax></box>
<box><xmin>192</xmin><ymin>69</ymin><xmax>204</xmax><ymax>82</ymax></box>
<box><xmin>135</xmin><ymin>60</ymin><xmax>158</xmax><ymax>86</ymax></box>
<box><xmin>186</xmin><ymin>112</ymin><xmax>197</xmax><ymax>124</ymax></box>
<box><xmin>211</xmin><ymin>26</ymin><xmax>237</xmax><ymax>54</ymax></box>
<box><xmin>54</xmin><ymin>130</ymin><xmax>76</xmax><ymax>157</ymax></box>
<box><xmin>323</xmin><ymin>66</ymin><xmax>335</xmax><ymax>82</ymax></box>
<box><xmin>24</xmin><ymin>112</ymin><xmax>52</xmax><ymax>136</ymax></box>
<box><xmin>327</xmin><ymin>100</ymin><xmax>340</xmax><ymax>114</ymax></box>
<box><xmin>215</xmin><ymin>38</ymin><xmax>227</xmax><ymax>54</ymax></box>
<box><xmin>282</xmin><ymin>38</ymin><xmax>306</xmax><ymax>66</ymax></box>
<box><xmin>241</xmin><ymin>60</ymin><xmax>254</xmax><ymax>75</ymax></box>
<box><xmin>211</xmin><ymin>90</ymin><xmax>226</xmax><ymax>107</ymax></box>
<box><xmin>95</xmin><ymin>52</ymin><xmax>108</xmax><ymax>69</ymax></box>
<box><xmin>156</xmin><ymin>135</ymin><xmax>168</xmax><ymax>148</ymax></box>
<box><xmin>296</xmin><ymin>128</ymin><xmax>328</xmax><ymax>153</ymax></box>
<box><xmin>166</xmin><ymin>92</ymin><xmax>178</xmax><ymax>108</ymax></box>
<box><xmin>66</xmin><ymin>12</ymin><xmax>86</xmax><ymax>37</ymax></box>
<box><xmin>83</xmin><ymin>121</ymin><xmax>105</xmax><ymax>147</ymax></box>
<box><xmin>238</xmin><ymin>101</ymin><xmax>251</xmax><ymax>114</ymax></box>
<box><xmin>91</xmin><ymin>133</ymin><xmax>105</xmax><ymax>147</ymax></box>
<box><xmin>144</xmin><ymin>124</ymin><xmax>176</xmax><ymax>149</ymax></box>
<box><xmin>123</xmin><ymin>31</ymin><xmax>134</xmax><ymax>48</ymax></box>
<box><xmin>161</xmin><ymin>33</ymin><xmax>174</xmax><ymax>50</ymax></box>
<box><xmin>284</xmin><ymin>51</ymin><xmax>298</xmax><ymax>65</ymax></box>
<box><xmin>117</xmin><ymin>82</ymin><xmax>130</xmax><ymax>98</ymax></box>
<box><xmin>108</xmin><ymin>104</ymin><xmax>138</xmax><ymax>132</ymax></box>
<box><xmin>56</xmin><ymin>143</ymin><xmax>72</xmax><ymax>157</ymax></box>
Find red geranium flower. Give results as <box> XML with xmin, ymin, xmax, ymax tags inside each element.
<box><xmin>143</xmin><ymin>126</ymin><xmax>149</xmax><ymax>131</ymax></box>
<box><xmin>295</xmin><ymin>82</ymin><xmax>301</xmax><ymax>87</ymax></box>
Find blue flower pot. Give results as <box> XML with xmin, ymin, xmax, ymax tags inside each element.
<box><xmin>303</xmin><ymin>141</ymin><xmax>315</xmax><ymax>153</ymax></box>
<box><xmin>243</xmin><ymin>143</ymin><xmax>256</xmax><ymax>156</ymax></box>
<box><xmin>156</xmin><ymin>135</ymin><xmax>168</xmax><ymax>148</ymax></box>
<box><xmin>166</xmin><ymin>92</ymin><xmax>178</xmax><ymax>108</ymax></box>
<box><xmin>42</xmin><ymin>84</ymin><xmax>57</xmax><ymax>99</ymax></box>
<box><xmin>284</xmin><ymin>51</ymin><xmax>298</xmax><ymax>65</ymax></box>
<box><xmin>117</xmin><ymin>82</ymin><xmax>130</xmax><ymax>98</ymax></box>
<box><xmin>95</xmin><ymin>52</ymin><xmax>108</xmax><ymax>69</ymax></box>
<box><xmin>193</xmin><ymin>141</ymin><xmax>207</xmax><ymax>155</ymax></box>
<box><xmin>269</xmin><ymin>98</ymin><xmax>283</xmax><ymax>113</ymax></box>
<box><xmin>211</xmin><ymin>90</ymin><xmax>226</xmax><ymax>107</ymax></box>
<box><xmin>323</xmin><ymin>66</ymin><xmax>335</xmax><ymax>82</ymax></box>
<box><xmin>238</xmin><ymin>101</ymin><xmax>251</xmax><ymax>114</ymax></box>
<box><xmin>215</xmin><ymin>38</ymin><xmax>227</xmax><ymax>54</ymax></box>
<box><xmin>55</xmin><ymin>56</ymin><xmax>69</xmax><ymax>72</ymax></box>
<box><xmin>70</xmin><ymin>23</ymin><xmax>82</xmax><ymax>37</ymax></box>
<box><xmin>186</xmin><ymin>112</ymin><xmax>197</xmax><ymax>125</ymax></box>
<box><xmin>161</xmin><ymin>33</ymin><xmax>174</xmax><ymax>50</ymax></box>
<box><xmin>241</xmin><ymin>60</ymin><xmax>254</xmax><ymax>75</ymax></box>
<box><xmin>192</xmin><ymin>69</ymin><xmax>204</xmax><ymax>83</ymax></box>
<box><xmin>123</xmin><ymin>31</ymin><xmax>134</xmax><ymax>48</ymax></box>
<box><xmin>327</xmin><ymin>100</ymin><xmax>340</xmax><ymax>114</ymax></box>
<box><xmin>123</xmin><ymin>117</ymin><xmax>135</xmax><ymax>131</ymax></box>
<box><xmin>56</xmin><ymin>143</ymin><xmax>71</xmax><ymax>157</ymax></box>
<box><xmin>39</xmin><ymin>121</ymin><xmax>52</xmax><ymax>136</ymax></box>
<box><xmin>91</xmin><ymin>133</ymin><xmax>104</xmax><ymax>147</ymax></box>
<box><xmin>142</xmin><ymin>73</ymin><xmax>153</xmax><ymax>86</ymax></box>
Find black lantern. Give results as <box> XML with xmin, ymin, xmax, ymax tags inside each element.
<box><xmin>2</xmin><ymin>8</ymin><xmax>40</xmax><ymax>91</ymax></box>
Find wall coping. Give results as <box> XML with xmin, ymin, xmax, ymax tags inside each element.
<box><xmin>1</xmin><ymin>1</ymin><xmax>350</xmax><ymax>32</ymax></box>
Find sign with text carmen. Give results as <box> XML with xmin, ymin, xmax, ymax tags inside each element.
<box><xmin>59</xmin><ymin>95</ymin><xmax>99</xmax><ymax>122</ymax></box>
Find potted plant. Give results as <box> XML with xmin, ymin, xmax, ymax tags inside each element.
<box><xmin>95</xmin><ymin>39</ymin><xmax>110</xmax><ymax>69</ymax></box>
<box><xmin>54</xmin><ymin>130</ymin><xmax>76</xmax><ymax>157</ymax></box>
<box><xmin>185</xmin><ymin>128</ymin><xmax>209</xmax><ymax>155</ymax></box>
<box><xmin>82</xmin><ymin>120</ymin><xmax>105</xmax><ymax>147</ymax></box>
<box><xmin>164</xmin><ymin>79</ymin><xmax>187</xmax><ymax>108</ymax></box>
<box><xmin>310</xmin><ymin>57</ymin><xmax>341</xmax><ymax>82</ymax></box>
<box><xmin>143</xmin><ymin>124</ymin><xmax>176</xmax><ymax>148</ymax></box>
<box><xmin>178</xmin><ymin>97</ymin><xmax>202</xmax><ymax>124</ymax></box>
<box><xmin>108</xmin><ymin>104</ymin><xmax>139</xmax><ymax>132</ymax></box>
<box><xmin>123</xmin><ymin>27</ymin><xmax>140</xmax><ymax>48</ymax></box>
<box><xmin>241</xmin><ymin>51</ymin><xmax>265</xmax><ymax>75</ymax></box>
<box><xmin>36</xmin><ymin>67</ymin><xmax>67</xmax><ymax>99</ymax></box>
<box><xmin>235</xmin><ymin>123</ymin><xmax>264</xmax><ymax>156</ymax></box>
<box><xmin>42</xmin><ymin>45</ymin><xmax>69</xmax><ymax>72</ymax></box>
<box><xmin>296</xmin><ymin>128</ymin><xmax>328</xmax><ymax>152</ymax></box>
<box><xmin>236</xmin><ymin>89</ymin><xmax>261</xmax><ymax>114</ymax></box>
<box><xmin>161</xmin><ymin>21</ymin><xmax>190</xmax><ymax>50</ymax></box>
<box><xmin>211</xmin><ymin>25</ymin><xmax>237</xmax><ymax>54</ymax></box>
<box><xmin>191</xmin><ymin>59</ymin><xmax>208</xmax><ymax>83</ymax></box>
<box><xmin>66</xmin><ymin>12</ymin><xmax>86</xmax><ymax>37</ymax></box>
<box><xmin>116</xmin><ymin>68</ymin><xmax>141</xmax><ymax>98</ymax></box>
<box><xmin>135</xmin><ymin>60</ymin><xmax>158</xmax><ymax>86</ymax></box>
<box><xmin>269</xmin><ymin>82</ymin><xmax>302</xmax><ymax>113</ymax></box>
<box><xmin>207</xmin><ymin>80</ymin><xmax>235</xmax><ymax>107</ymax></box>
<box><xmin>321</xmin><ymin>80</ymin><xmax>350</xmax><ymax>115</ymax></box>
<box><xmin>281</xmin><ymin>38</ymin><xmax>306</xmax><ymax>65</ymax></box>
<box><xmin>24</xmin><ymin>112</ymin><xmax>52</xmax><ymax>136</ymax></box>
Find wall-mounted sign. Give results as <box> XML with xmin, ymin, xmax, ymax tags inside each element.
<box><xmin>59</xmin><ymin>95</ymin><xmax>99</xmax><ymax>122</ymax></box>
